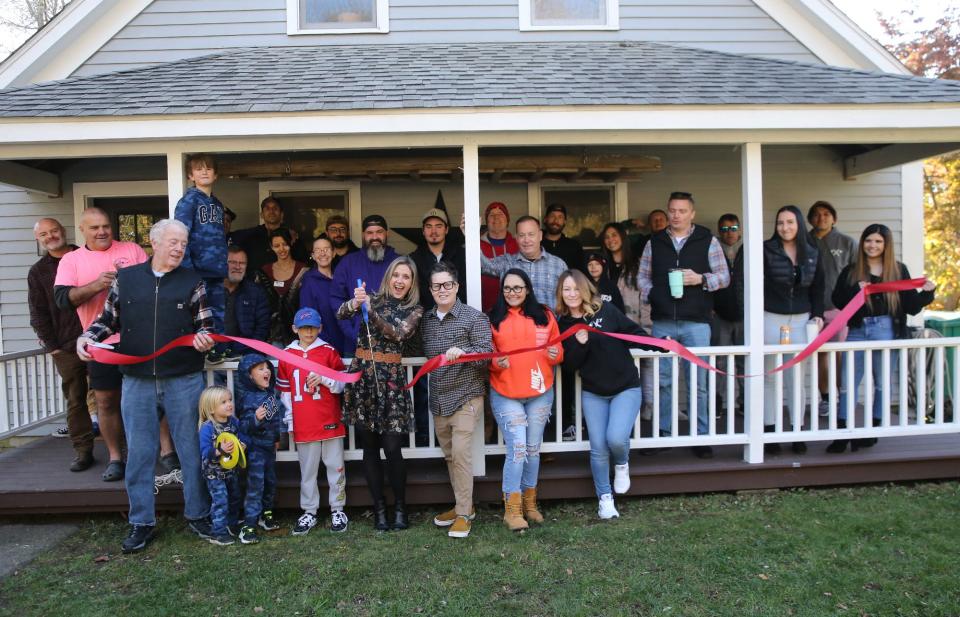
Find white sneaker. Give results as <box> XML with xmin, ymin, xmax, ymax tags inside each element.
<box><xmin>598</xmin><ymin>493</ymin><xmax>619</xmax><ymax>520</ymax></box>
<box><xmin>562</xmin><ymin>426</ymin><xmax>577</xmax><ymax>442</ymax></box>
<box><xmin>613</xmin><ymin>464</ymin><xmax>630</xmax><ymax>494</ymax></box>
<box><xmin>291</xmin><ymin>512</ymin><xmax>318</xmax><ymax>536</ymax></box>
<box><xmin>640</xmin><ymin>405</ymin><xmax>653</xmax><ymax>421</ymax></box>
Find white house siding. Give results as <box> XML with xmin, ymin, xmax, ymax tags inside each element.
<box><xmin>74</xmin><ymin>0</ymin><xmax>820</xmax><ymax>77</ymax></box>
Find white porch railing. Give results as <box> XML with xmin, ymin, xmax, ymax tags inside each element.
<box><xmin>0</xmin><ymin>349</ymin><xmax>64</xmax><ymax>439</ymax></box>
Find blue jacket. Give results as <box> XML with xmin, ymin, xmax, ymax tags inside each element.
<box><xmin>174</xmin><ymin>187</ymin><xmax>227</xmax><ymax>278</ymax></box>
<box><xmin>299</xmin><ymin>268</ymin><xmax>345</xmax><ymax>355</ymax></box>
<box><xmin>198</xmin><ymin>416</ymin><xmax>248</xmax><ymax>478</ymax></box>
<box><xmin>230</xmin><ymin>279</ymin><xmax>271</xmax><ymax>348</ymax></box>
<box><xmin>235</xmin><ymin>353</ymin><xmax>283</xmax><ymax>448</ymax></box>
<box><xmin>330</xmin><ymin>246</ymin><xmax>399</xmax><ymax>356</ymax></box>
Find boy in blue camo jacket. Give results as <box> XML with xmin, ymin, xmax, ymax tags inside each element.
<box><xmin>174</xmin><ymin>153</ymin><xmax>228</xmax><ymax>360</ymax></box>
<box><xmin>235</xmin><ymin>353</ymin><xmax>283</xmax><ymax>544</ymax></box>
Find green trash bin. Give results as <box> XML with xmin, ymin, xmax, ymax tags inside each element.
<box><xmin>924</xmin><ymin>311</ymin><xmax>960</xmax><ymax>407</ymax></box>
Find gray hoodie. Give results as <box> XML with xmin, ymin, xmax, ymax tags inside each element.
<box><xmin>814</xmin><ymin>228</ymin><xmax>856</xmax><ymax>310</ymax></box>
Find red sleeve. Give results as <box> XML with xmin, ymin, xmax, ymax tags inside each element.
<box><xmin>276</xmin><ymin>360</ymin><xmax>291</xmax><ymax>393</ymax></box>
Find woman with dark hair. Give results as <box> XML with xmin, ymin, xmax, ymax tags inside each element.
<box><xmin>585</xmin><ymin>252</ymin><xmax>625</xmax><ymax>313</ymax></box>
<box><xmin>761</xmin><ymin>205</ymin><xmax>825</xmax><ymax>455</ymax></box>
<box><xmin>338</xmin><ymin>255</ymin><xmax>423</xmax><ymax>530</ymax></box>
<box><xmin>489</xmin><ymin>268</ymin><xmax>563</xmax><ymax>531</ymax></box>
<box><xmin>256</xmin><ymin>227</ymin><xmax>307</xmax><ymax>346</ymax></box>
<box><xmin>556</xmin><ymin>270</ymin><xmax>657</xmax><ymax>520</ymax></box>
<box><xmin>827</xmin><ymin>224</ymin><xmax>935</xmax><ymax>453</ymax></box>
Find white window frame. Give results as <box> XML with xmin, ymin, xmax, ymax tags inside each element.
<box><xmin>519</xmin><ymin>0</ymin><xmax>619</xmax><ymax>32</ymax></box>
<box><xmin>72</xmin><ymin>181</ymin><xmax>168</xmax><ymax>242</ymax></box>
<box><xmin>258</xmin><ymin>181</ymin><xmax>362</xmax><ymax>242</ymax></box>
<box><xmin>527</xmin><ymin>181</ymin><xmax>628</xmax><ymax>221</ymax></box>
<box><xmin>287</xmin><ymin>0</ymin><xmax>389</xmax><ymax>35</ymax></box>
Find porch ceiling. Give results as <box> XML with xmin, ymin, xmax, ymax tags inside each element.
<box><xmin>1</xmin><ymin>42</ymin><xmax>959</xmax><ymax>119</ymax></box>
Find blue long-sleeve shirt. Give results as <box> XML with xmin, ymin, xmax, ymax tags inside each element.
<box><xmin>174</xmin><ymin>187</ymin><xmax>227</xmax><ymax>278</ymax></box>
<box><xmin>198</xmin><ymin>416</ymin><xmax>248</xmax><ymax>479</ymax></box>
<box><xmin>330</xmin><ymin>246</ymin><xmax>399</xmax><ymax>356</ymax></box>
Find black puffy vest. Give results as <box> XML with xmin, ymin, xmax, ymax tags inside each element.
<box><xmin>116</xmin><ymin>262</ymin><xmax>205</xmax><ymax>378</ymax></box>
<box><xmin>648</xmin><ymin>224</ymin><xmax>714</xmax><ymax>323</ymax></box>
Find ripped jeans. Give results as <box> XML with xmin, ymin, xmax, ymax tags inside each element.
<box><xmin>490</xmin><ymin>388</ymin><xmax>554</xmax><ymax>495</ymax></box>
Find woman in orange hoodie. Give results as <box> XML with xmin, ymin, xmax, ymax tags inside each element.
<box><xmin>489</xmin><ymin>268</ymin><xmax>563</xmax><ymax>531</ymax></box>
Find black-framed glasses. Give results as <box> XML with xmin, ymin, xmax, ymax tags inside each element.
<box><xmin>430</xmin><ymin>281</ymin><xmax>457</xmax><ymax>291</ymax></box>
<box><xmin>719</xmin><ymin>225</ymin><xmax>740</xmax><ymax>232</ymax></box>
<box><xmin>503</xmin><ymin>285</ymin><xmax>527</xmax><ymax>294</ymax></box>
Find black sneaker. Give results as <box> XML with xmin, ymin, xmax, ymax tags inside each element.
<box><xmin>227</xmin><ymin>523</ymin><xmax>242</xmax><ymax>537</ymax></box>
<box><xmin>239</xmin><ymin>525</ymin><xmax>260</xmax><ymax>544</ymax></box>
<box><xmin>51</xmin><ymin>426</ymin><xmax>69</xmax><ymax>438</ymax></box>
<box><xmin>292</xmin><ymin>512</ymin><xmax>317</xmax><ymax>536</ymax></box>
<box><xmin>258</xmin><ymin>510</ymin><xmax>280</xmax><ymax>531</ymax></box>
<box><xmin>207</xmin><ymin>533</ymin><xmax>235</xmax><ymax>546</ymax></box>
<box><xmin>159</xmin><ymin>452</ymin><xmax>181</xmax><ymax>474</ymax></box>
<box><xmin>691</xmin><ymin>446</ymin><xmax>714</xmax><ymax>459</ymax></box>
<box><xmin>187</xmin><ymin>518</ymin><xmax>214</xmax><ymax>540</ymax></box>
<box><xmin>330</xmin><ymin>510</ymin><xmax>349</xmax><ymax>533</ymax></box>
<box><xmin>205</xmin><ymin>351</ymin><xmax>225</xmax><ymax>365</ymax></box>
<box><xmin>121</xmin><ymin>525</ymin><xmax>156</xmax><ymax>554</ymax></box>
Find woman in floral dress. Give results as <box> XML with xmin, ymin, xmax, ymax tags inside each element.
<box><xmin>337</xmin><ymin>255</ymin><xmax>422</xmax><ymax>531</ymax></box>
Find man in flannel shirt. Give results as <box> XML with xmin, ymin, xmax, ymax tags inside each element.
<box><xmin>479</xmin><ymin>215</ymin><xmax>566</xmax><ymax>308</ymax></box>
<box><xmin>419</xmin><ymin>261</ymin><xmax>493</xmax><ymax>539</ymax></box>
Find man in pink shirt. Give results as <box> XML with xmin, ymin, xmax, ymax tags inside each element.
<box><xmin>54</xmin><ymin>207</ymin><xmax>149</xmax><ymax>482</ymax></box>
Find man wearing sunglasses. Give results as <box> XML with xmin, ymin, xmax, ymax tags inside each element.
<box><xmin>712</xmin><ymin>214</ymin><xmax>744</xmax><ymax>413</ymax></box>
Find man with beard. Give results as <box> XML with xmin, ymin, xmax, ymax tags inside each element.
<box><xmin>221</xmin><ymin>245</ymin><xmax>271</xmax><ymax>358</ymax></box>
<box><xmin>234</xmin><ymin>197</ymin><xmax>310</xmax><ymax>272</ymax></box>
<box><xmin>54</xmin><ymin>207</ymin><xmax>149</xmax><ymax>482</ymax></box>
<box><xmin>28</xmin><ymin>218</ymin><xmax>94</xmax><ymax>471</ymax></box>
<box><xmin>330</xmin><ymin>214</ymin><xmax>399</xmax><ymax>356</ymax></box>
<box><xmin>409</xmin><ymin>208</ymin><xmax>466</xmax><ymax>312</ymax></box>
<box><xmin>541</xmin><ymin>204</ymin><xmax>585</xmax><ymax>273</ymax></box>
<box><xmin>323</xmin><ymin>214</ymin><xmax>358</xmax><ymax>271</ymax></box>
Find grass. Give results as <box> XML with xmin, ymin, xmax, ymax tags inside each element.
<box><xmin>1</xmin><ymin>482</ymin><xmax>959</xmax><ymax>616</ymax></box>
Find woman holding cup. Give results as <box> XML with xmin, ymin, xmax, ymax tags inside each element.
<box><xmin>760</xmin><ymin>205</ymin><xmax>824</xmax><ymax>454</ymax></box>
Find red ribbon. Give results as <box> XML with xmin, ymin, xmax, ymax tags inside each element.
<box><xmin>88</xmin><ymin>278</ymin><xmax>927</xmax><ymax>388</ymax></box>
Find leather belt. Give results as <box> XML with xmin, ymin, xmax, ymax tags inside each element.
<box><xmin>355</xmin><ymin>348</ymin><xmax>402</xmax><ymax>363</ymax></box>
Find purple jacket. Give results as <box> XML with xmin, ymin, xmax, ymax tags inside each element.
<box><xmin>330</xmin><ymin>246</ymin><xmax>399</xmax><ymax>356</ymax></box>
<box><xmin>300</xmin><ymin>267</ymin><xmax>345</xmax><ymax>355</ymax></box>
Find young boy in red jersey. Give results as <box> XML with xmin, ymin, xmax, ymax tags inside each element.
<box><xmin>277</xmin><ymin>308</ymin><xmax>349</xmax><ymax>534</ymax></box>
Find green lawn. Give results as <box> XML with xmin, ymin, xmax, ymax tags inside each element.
<box><xmin>2</xmin><ymin>483</ymin><xmax>959</xmax><ymax>616</ymax></box>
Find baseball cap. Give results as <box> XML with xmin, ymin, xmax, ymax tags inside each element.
<box><xmin>293</xmin><ymin>307</ymin><xmax>322</xmax><ymax>328</ymax></box>
<box><xmin>545</xmin><ymin>203</ymin><xmax>567</xmax><ymax>216</ymax></box>
<box><xmin>362</xmin><ymin>214</ymin><xmax>388</xmax><ymax>231</ymax></box>
<box><xmin>421</xmin><ymin>208</ymin><xmax>449</xmax><ymax>226</ymax></box>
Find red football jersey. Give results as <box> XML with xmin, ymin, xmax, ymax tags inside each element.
<box><xmin>277</xmin><ymin>339</ymin><xmax>346</xmax><ymax>443</ymax></box>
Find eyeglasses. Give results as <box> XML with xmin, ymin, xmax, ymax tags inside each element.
<box><xmin>430</xmin><ymin>281</ymin><xmax>457</xmax><ymax>291</ymax></box>
<box><xmin>326</xmin><ymin>226</ymin><xmax>347</xmax><ymax>234</ymax></box>
<box><xmin>719</xmin><ymin>225</ymin><xmax>740</xmax><ymax>232</ymax></box>
<box><xmin>227</xmin><ymin>260</ymin><xmax>247</xmax><ymax>267</ymax></box>
<box><xmin>503</xmin><ymin>285</ymin><xmax>526</xmax><ymax>295</ymax></box>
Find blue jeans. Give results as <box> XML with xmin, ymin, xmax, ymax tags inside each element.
<box><xmin>243</xmin><ymin>445</ymin><xmax>277</xmax><ymax>526</ymax></box>
<box><xmin>653</xmin><ymin>320</ymin><xmax>711</xmax><ymax>435</ymax></box>
<box><xmin>121</xmin><ymin>373</ymin><xmax>209</xmax><ymax>526</ymax></box>
<box><xmin>206</xmin><ymin>474</ymin><xmax>242</xmax><ymax>535</ymax></box>
<box><xmin>839</xmin><ymin>316</ymin><xmax>896</xmax><ymax>422</ymax></box>
<box><xmin>582</xmin><ymin>387</ymin><xmax>642</xmax><ymax>497</ymax></box>
<box><xmin>490</xmin><ymin>388</ymin><xmax>553</xmax><ymax>494</ymax></box>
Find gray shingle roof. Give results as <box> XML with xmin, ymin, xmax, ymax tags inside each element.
<box><xmin>1</xmin><ymin>41</ymin><xmax>959</xmax><ymax>118</ymax></box>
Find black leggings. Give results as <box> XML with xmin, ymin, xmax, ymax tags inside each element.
<box><xmin>355</xmin><ymin>427</ymin><xmax>407</xmax><ymax>504</ymax></box>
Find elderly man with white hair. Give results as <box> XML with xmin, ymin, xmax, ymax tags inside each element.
<box><xmin>78</xmin><ymin>218</ymin><xmax>217</xmax><ymax>554</ymax></box>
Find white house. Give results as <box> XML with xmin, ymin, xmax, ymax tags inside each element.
<box><xmin>1</xmin><ymin>0</ymin><xmax>959</xmax><ymax>465</ymax></box>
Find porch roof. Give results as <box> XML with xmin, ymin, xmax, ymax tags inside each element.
<box><xmin>1</xmin><ymin>41</ymin><xmax>960</xmax><ymax>119</ymax></box>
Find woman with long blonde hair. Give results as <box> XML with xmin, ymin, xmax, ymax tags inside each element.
<box><xmin>556</xmin><ymin>270</ymin><xmax>657</xmax><ymax>520</ymax></box>
<box><xmin>827</xmin><ymin>224</ymin><xmax>935</xmax><ymax>453</ymax></box>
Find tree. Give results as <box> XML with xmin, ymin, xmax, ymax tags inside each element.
<box><xmin>879</xmin><ymin>6</ymin><xmax>960</xmax><ymax>309</ymax></box>
<box><xmin>0</xmin><ymin>0</ymin><xmax>71</xmax><ymax>34</ymax></box>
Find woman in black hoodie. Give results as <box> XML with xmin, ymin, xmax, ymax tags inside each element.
<box><xmin>760</xmin><ymin>205</ymin><xmax>824</xmax><ymax>455</ymax></box>
<box><xmin>556</xmin><ymin>270</ymin><xmax>657</xmax><ymax>520</ymax></box>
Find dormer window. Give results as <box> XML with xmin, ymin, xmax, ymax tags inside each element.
<box><xmin>287</xmin><ymin>0</ymin><xmax>389</xmax><ymax>35</ymax></box>
<box><xmin>519</xmin><ymin>0</ymin><xmax>619</xmax><ymax>31</ymax></box>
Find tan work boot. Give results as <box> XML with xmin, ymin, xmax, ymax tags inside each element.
<box><xmin>503</xmin><ymin>492</ymin><xmax>529</xmax><ymax>531</ymax></box>
<box><xmin>521</xmin><ymin>487</ymin><xmax>544</xmax><ymax>524</ymax></box>
<box><xmin>434</xmin><ymin>506</ymin><xmax>475</xmax><ymax>527</ymax></box>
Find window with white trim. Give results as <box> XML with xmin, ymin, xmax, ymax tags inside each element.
<box><xmin>287</xmin><ymin>0</ymin><xmax>389</xmax><ymax>35</ymax></box>
<box><xmin>519</xmin><ymin>0</ymin><xmax>619</xmax><ymax>31</ymax></box>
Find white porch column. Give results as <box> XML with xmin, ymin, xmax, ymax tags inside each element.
<box><xmin>742</xmin><ymin>143</ymin><xmax>765</xmax><ymax>464</ymax></box>
<box><xmin>166</xmin><ymin>149</ymin><xmax>185</xmax><ymax>217</ymax></box>
<box><xmin>462</xmin><ymin>141</ymin><xmax>486</xmax><ymax>476</ymax></box>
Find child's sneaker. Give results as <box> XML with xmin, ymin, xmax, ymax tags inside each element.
<box><xmin>207</xmin><ymin>533</ymin><xmax>235</xmax><ymax>546</ymax></box>
<box><xmin>238</xmin><ymin>525</ymin><xmax>260</xmax><ymax>544</ymax></box>
<box><xmin>258</xmin><ymin>510</ymin><xmax>280</xmax><ymax>531</ymax></box>
<box><xmin>291</xmin><ymin>512</ymin><xmax>317</xmax><ymax>536</ymax></box>
<box><xmin>598</xmin><ymin>493</ymin><xmax>620</xmax><ymax>520</ymax></box>
<box><xmin>227</xmin><ymin>523</ymin><xmax>242</xmax><ymax>537</ymax></box>
<box><xmin>330</xmin><ymin>510</ymin><xmax>349</xmax><ymax>533</ymax></box>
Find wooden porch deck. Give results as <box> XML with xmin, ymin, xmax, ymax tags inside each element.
<box><xmin>1</xmin><ymin>433</ymin><xmax>958</xmax><ymax>515</ymax></box>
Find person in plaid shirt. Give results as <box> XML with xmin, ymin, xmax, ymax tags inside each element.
<box><xmin>420</xmin><ymin>261</ymin><xmax>493</xmax><ymax>539</ymax></box>
<box><xmin>77</xmin><ymin>218</ymin><xmax>216</xmax><ymax>554</ymax></box>
<box><xmin>479</xmin><ymin>216</ymin><xmax>567</xmax><ymax>308</ymax></box>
